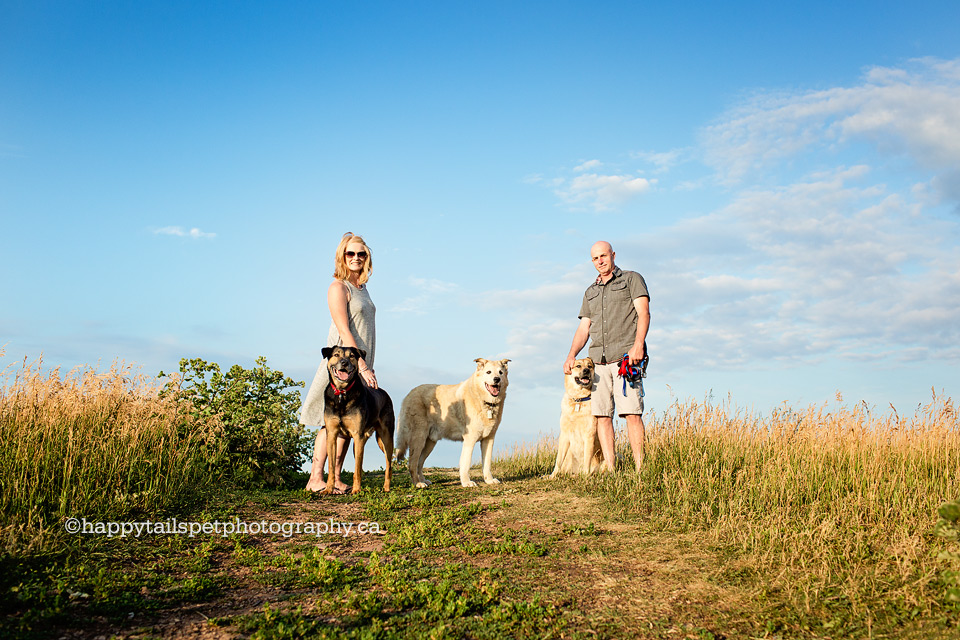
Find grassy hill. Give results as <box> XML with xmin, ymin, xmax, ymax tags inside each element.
<box><xmin>4</xmin><ymin>455</ymin><xmax>960</xmax><ymax>639</ymax></box>
<box><xmin>3</xmin><ymin>355</ymin><xmax>959</xmax><ymax>638</ymax></box>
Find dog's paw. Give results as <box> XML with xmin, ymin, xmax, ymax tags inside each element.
<box><xmin>484</xmin><ymin>478</ymin><xmax>501</xmax><ymax>485</ymax></box>
<box><xmin>461</xmin><ymin>480</ymin><xmax>478</xmax><ymax>488</ymax></box>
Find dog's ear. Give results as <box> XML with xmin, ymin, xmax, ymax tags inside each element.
<box><xmin>499</xmin><ymin>359</ymin><xmax>510</xmax><ymax>369</ymax></box>
<box><xmin>474</xmin><ymin>358</ymin><xmax>487</xmax><ymax>370</ymax></box>
<box><xmin>357</xmin><ymin>348</ymin><xmax>367</xmax><ymax>361</ymax></box>
<box><xmin>584</xmin><ymin>357</ymin><xmax>594</xmax><ymax>367</ymax></box>
<box><xmin>321</xmin><ymin>347</ymin><xmax>334</xmax><ymax>359</ymax></box>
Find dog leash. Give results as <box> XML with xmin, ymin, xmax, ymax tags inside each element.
<box><xmin>617</xmin><ymin>351</ymin><xmax>648</xmax><ymax>398</ymax></box>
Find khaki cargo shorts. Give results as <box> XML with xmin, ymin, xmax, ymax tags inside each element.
<box><xmin>592</xmin><ymin>361</ymin><xmax>644</xmax><ymax>417</ymax></box>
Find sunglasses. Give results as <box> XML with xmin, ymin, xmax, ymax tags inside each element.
<box><xmin>345</xmin><ymin>251</ymin><xmax>368</xmax><ymax>259</ymax></box>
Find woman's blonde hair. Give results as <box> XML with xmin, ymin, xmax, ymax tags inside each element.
<box><xmin>333</xmin><ymin>232</ymin><xmax>373</xmax><ymax>285</ymax></box>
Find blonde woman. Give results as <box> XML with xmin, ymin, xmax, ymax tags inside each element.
<box><xmin>302</xmin><ymin>232</ymin><xmax>378</xmax><ymax>493</ymax></box>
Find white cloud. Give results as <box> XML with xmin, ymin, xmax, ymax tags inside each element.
<box><xmin>573</xmin><ymin>159</ymin><xmax>603</xmax><ymax>172</ymax></box>
<box><xmin>390</xmin><ymin>277</ymin><xmax>460</xmax><ymax>315</ymax></box>
<box><xmin>152</xmin><ymin>226</ymin><xmax>216</xmax><ymax>239</ymax></box>
<box><xmin>555</xmin><ymin>172</ymin><xmax>655</xmax><ymax>212</ymax></box>
<box><xmin>533</xmin><ymin>157</ymin><xmax>658</xmax><ymax>212</ymax></box>
<box><xmin>630</xmin><ymin>149</ymin><xmax>685</xmax><ymax>172</ymax></box>
<box><xmin>702</xmin><ymin>57</ymin><xmax>960</xmax><ymax>189</ymax></box>
<box><xmin>637</xmin><ymin>165</ymin><xmax>960</xmax><ymax>371</ymax></box>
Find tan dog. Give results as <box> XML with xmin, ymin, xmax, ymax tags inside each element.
<box><xmin>551</xmin><ymin>357</ymin><xmax>604</xmax><ymax>476</ymax></box>
<box><xmin>396</xmin><ymin>358</ymin><xmax>509</xmax><ymax>488</ymax></box>
<box><xmin>321</xmin><ymin>346</ymin><xmax>395</xmax><ymax>494</ymax></box>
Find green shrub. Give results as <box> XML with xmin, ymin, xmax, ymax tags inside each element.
<box><xmin>160</xmin><ymin>357</ymin><xmax>309</xmax><ymax>488</ymax></box>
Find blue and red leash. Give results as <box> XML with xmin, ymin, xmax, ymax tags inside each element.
<box><xmin>617</xmin><ymin>345</ymin><xmax>648</xmax><ymax>397</ymax></box>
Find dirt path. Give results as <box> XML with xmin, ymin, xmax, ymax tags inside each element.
<box><xmin>465</xmin><ymin>479</ymin><xmax>755</xmax><ymax>638</ymax></box>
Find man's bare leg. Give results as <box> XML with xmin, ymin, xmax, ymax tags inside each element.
<box><xmin>596</xmin><ymin>416</ymin><xmax>616</xmax><ymax>472</ymax></box>
<box><xmin>625</xmin><ymin>414</ymin><xmax>645</xmax><ymax>470</ymax></box>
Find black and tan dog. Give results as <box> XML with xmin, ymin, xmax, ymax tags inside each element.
<box><xmin>322</xmin><ymin>345</ymin><xmax>395</xmax><ymax>494</ymax></box>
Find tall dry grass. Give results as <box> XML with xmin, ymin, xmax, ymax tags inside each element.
<box><xmin>501</xmin><ymin>391</ymin><xmax>960</xmax><ymax>629</ymax></box>
<box><xmin>0</xmin><ymin>352</ymin><xmax>224</xmax><ymax>552</ymax></box>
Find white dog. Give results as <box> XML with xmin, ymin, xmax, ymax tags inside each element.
<box><xmin>395</xmin><ymin>358</ymin><xmax>509</xmax><ymax>488</ymax></box>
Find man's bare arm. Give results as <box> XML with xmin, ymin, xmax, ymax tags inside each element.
<box><xmin>563</xmin><ymin>317</ymin><xmax>592</xmax><ymax>373</ymax></box>
<box><xmin>627</xmin><ymin>296</ymin><xmax>650</xmax><ymax>365</ymax></box>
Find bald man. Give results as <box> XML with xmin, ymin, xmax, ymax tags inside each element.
<box><xmin>563</xmin><ymin>241</ymin><xmax>650</xmax><ymax>471</ymax></box>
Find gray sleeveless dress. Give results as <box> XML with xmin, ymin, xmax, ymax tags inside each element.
<box><xmin>299</xmin><ymin>281</ymin><xmax>376</xmax><ymax>426</ymax></box>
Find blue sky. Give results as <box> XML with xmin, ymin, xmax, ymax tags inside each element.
<box><xmin>3</xmin><ymin>1</ymin><xmax>959</xmax><ymax>468</ymax></box>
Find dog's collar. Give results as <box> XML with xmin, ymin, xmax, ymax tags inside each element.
<box><xmin>330</xmin><ymin>380</ymin><xmax>355</xmax><ymax>396</ymax></box>
<box><xmin>573</xmin><ymin>395</ymin><xmax>591</xmax><ymax>403</ymax></box>
<box><xmin>483</xmin><ymin>401</ymin><xmax>500</xmax><ymax>409</ymax></box>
